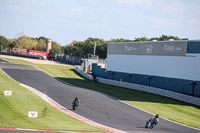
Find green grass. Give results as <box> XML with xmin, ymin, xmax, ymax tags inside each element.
<box><xmin>0</xmin><ymin>59</ymin><xmax>106</xmax><ymax>132</ymax></box>
<box><xmin>2</xmin><ymin>58</ymin><xmax>35</xmax><ymax>65</ymax></box>
<box><xmin>1</xmin><ymin>57</ymin><xmax>200</xmax><ymax>129</ymax></box>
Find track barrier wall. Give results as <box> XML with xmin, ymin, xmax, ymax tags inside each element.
<box><xmin>75</xmin><ymin>65</ymin><xmax>200</xmax><ymax>106</ymax></box>
<box><xmin>92</xmin><ymin>64</ymin><xmax>200</xmax><ymax>97</ymax></box>
<box><xmin>75</xmin><ymin>66</ymin><xmax>94</xmax><ymax>81</ymax></box>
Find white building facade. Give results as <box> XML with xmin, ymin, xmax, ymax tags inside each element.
<box><xmin>107</xmin><ymin>40</ymin><xmax>200</xmax><ymax>81</ymax></box>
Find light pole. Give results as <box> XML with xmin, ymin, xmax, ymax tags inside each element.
<box><xmin>94</xmin><ymin>41</ymin><xmax>96</xmax><ymax>55</ymax></box>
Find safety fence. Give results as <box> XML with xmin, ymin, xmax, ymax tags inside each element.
<box><xmin>55</xmin><ymin>55</ymin><xmax>82</xmax><ymax>65</ymax></box>
<box><xmin>75</xmin><ymin>65</ymin><xmax>200</xmax><ymax>106</ymax></box>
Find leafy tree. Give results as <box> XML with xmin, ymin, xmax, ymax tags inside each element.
<box><xmin>8</xmin><ymin>39</ymin><xmax>17</xmax><ymax>49</ymax></box>
<box><xmin>158</xmin><ymin>34</ymin><xmax>180</xmax><ymax>41</ymax></box>
<box><xmin>48</xmin><ymin>48</ymin><xmax>57</xmax><ymax>59</ymax></box>
<box><xmin>134</xmin><ymin>36</ymin><xmax>149</xmax><ymax>42</ymax></box>
<box><xmin>64</xmin><ymin>37</ymin><xmax>107</xmax><ymax>59</ymax></box>
<box><xmin>96</xmin><ymin>41</ymin><xmax>107</xmax><ymax>58</ymax></box>
<box><xmin>63</xmin><ymin>35</ymin><xmax>182</xmax><ymax>59</ymax></box>
<box><xmin>0</xmin><ymin>36</ymin><xmax>9</xmax><ymax>50</ymax></box>
<box><xmin>36</xmin><ymin>37</ymin><xmax>46</xmax><ymax>51</ymax></box>
<box><xmin>52</xmin><ymin>41</ymin><xmax>63</xmax><ymax>55</ymax></box>
<box><xmin>15</xmin><ymin>36</ymin><xmax>37</xmax><ymax>49</ymax></box>
<box><xmin>109</xmin><ymin>38</ymin><xmax>133</xmax><ymax>42</ymax></box>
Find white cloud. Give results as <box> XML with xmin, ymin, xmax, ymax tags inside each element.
<box><xmin>117</xmin><ymin>0</ymin><xmax>152</xmax><ymax>7</ymax></box>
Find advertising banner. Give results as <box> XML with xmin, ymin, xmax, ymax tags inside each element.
<box><xmin>108</xmin><ymin>41</ymin><xmax>187</xmax><ymax>56</ymax></box>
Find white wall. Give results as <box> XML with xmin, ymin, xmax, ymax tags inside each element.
<box><xmin>107</xmin><ymin>54</ymin><xmax>200</xmax><ymax>81</ymax></box>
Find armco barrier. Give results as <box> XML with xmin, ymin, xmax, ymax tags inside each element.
<box><xmin>75</xmin><ymin>66</ymin><xmax>200</xmax><ymax>106</ymax></box>
<box><xmin>75</xmin><ymin>66</ymin><xmax>94</xmax><ymax>81</ymax></box>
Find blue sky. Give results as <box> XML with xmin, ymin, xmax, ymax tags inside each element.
<box><xmin>0</xmin><ymin>0</ymin><xmax>200</xmax><ymax>45</ymax></box>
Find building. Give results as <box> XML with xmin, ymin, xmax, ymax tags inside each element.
<box><xmin>92</xmin><ymin>40</ymin><xmax>200</xmax><ymax>96</ymax></box>
<box><xmin>46</xmin><ymin>39</ymin><xmax>52</xmax><ymax>52</ymax></box>
<box><xmin>107</xmin><ymin>40</ymin><xmax>200</xmax><ymax>81</ymax></box>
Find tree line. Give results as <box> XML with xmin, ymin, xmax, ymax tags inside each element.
<box><xmin>64</xmin><ymin>35</ymin><xmax>180</xmax><ymax>59</ymax></box>
<box><xmin>0</xmin><ymin>34</ymin><xmax>180</xmax><ymax>59</ymax></box>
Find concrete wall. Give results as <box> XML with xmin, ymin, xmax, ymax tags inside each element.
<box><xmin>75</xmin><ymin>66</ymin><xmax>94</xmax><ymax>81</ymax></box>
<box><xmin>97</xmin><ymin>77</ymin><xmax>200</xmax><ymax>106</ymax></box>
<box><xmin>75</xmin><ymin>66</ymin><xmax>200</xmax><ymax>106</ymax></box>
<box><xmin>107</xmin><ymin>54</ymin><xmax>200</xmax><ymax>81</ymax></box>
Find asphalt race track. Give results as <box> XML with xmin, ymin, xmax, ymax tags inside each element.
<box><xmin>0</xmin><ymin>62</ymin><xmax>199</xmax><ymax>133</ymax></box>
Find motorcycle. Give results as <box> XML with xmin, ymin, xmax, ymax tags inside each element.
<box><xmin>145</xmin><ymin>119</ymin><xmax>155</xmax><ymax>129</ymax></box>
<box><xmin>72</xmin><ymin>100</ymin><xmax>79</xmax><ymax>110</ymax></box>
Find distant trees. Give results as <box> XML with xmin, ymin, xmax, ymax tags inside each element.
<box><xmin>149</xmin><ymin>35</ymin><xmax>180</xmax><ymax>41</ymax></box>
<box><xmin>134</xmin><ymin>36</ymin><xmax>149</xmax><ymax>42</ymax></box>
<box><xmin>63</xmin><ymin>35</ymin><xmax>181</xmax><ymax>59</ymax></box>
<box><xmin>1</xmin><ymin>34</ymin><xmax>182</xmax><ymax>59</ymax></box>
<box><xmin>64</xmin><ymin>38</ymin><xmax>107</xmax><ymax>59</ymax></box>
<box><xmin>52</xmin><ymin>41</ymin><xmax>64</xmax><ymax>55</ymax></box>
<box><xmin>108</xmin><ymin>38</ymin><xmax>133</xmax><ymax>42</ymax></box>
<box><xmin>8</xmin><ymin>39</ymin><xmax>16</xmax><ymax>49</ymax></box>
<box><xmin>3</xmin><ymin>36</ymin><xmax>63</xmax><ymax>55</ymax></box>
<box><xmin>35</xmin><ymin>37</ymin><xmax>46</xmax><ymax>51</ymax></box>
<box><xmin>0</xmin><ymin>36</ymin><xmax>9</xmax><ymax>49</ymax></box>
<box><xmin>14</xmin><ymin>36</ymin><xmax>37</xmax><ymax>49</ymax></box>
<box><xmin>109</xmin><ymin>35</ymin><xmax>180</xmax><ymax>43</ymax></box>
<box><xmin>48</xmin><ymin>49</ymin><xmax>57</xmax><ymax>60</ymax></box>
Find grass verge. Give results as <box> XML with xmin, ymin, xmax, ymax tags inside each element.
<box><xmin>1</xmin><ymin>57</ymin><xmax>200</xmax><ymax>129</ymax></box>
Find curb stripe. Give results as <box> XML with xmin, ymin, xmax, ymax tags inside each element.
<box><xmin>20</xmin><ymin>83</ymin><xmax>125</xmax><ymax>133</ymax></box>
<box><xmin>0</xmin><ymin>68</ymin><xmax>124</xmax><ymax>133</ymax></box>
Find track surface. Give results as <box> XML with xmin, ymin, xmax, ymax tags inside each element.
<box><xmin>0</xmin><ymin>62</ymin><xmax>199</xmax><ymax>133</ymax></box>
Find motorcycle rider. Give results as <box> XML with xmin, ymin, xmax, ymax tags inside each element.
<box><xmin>153</xmin><ymin>114</ymin><xmax>159</xmax><ymax>126</ymax></box>
<box><xmin>145</xmin><ymin>114</ymin><xmax>159</xmax><ymax>128</ymax></box>
<box><xmin>73</xmin><ymin>97</ymin><xmax>80</xmax><ymax>107</ymax></box>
